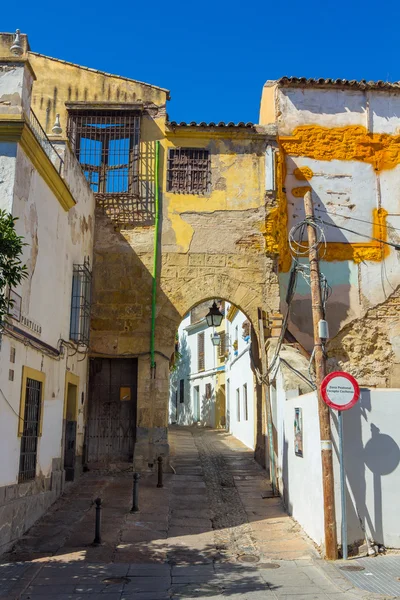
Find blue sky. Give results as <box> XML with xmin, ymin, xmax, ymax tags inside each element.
<box><xmin>3</xmin><ymin>0</ymin><xmax>400</xmax><ymax>123</ymax></box>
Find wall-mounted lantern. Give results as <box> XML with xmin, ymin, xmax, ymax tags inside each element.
<box><xmin>205</xmin><ymin>301</ymin><xmax>223</xmax><ymax>328</ymax></box>
<box><xmin>210</xmin><ymin>332</ymin><xmax>221</xmax><ymax>347</ymax></box>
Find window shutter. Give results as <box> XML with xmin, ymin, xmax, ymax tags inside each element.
<box><xmin>198</xmin><ymin>332</ymin><xmax>205</xmax><ymax>371</ymax></box>
<box><xmin>219</xmin><ymin>332</ymin><xmax>226</xmax><ymax>358</ymax></box>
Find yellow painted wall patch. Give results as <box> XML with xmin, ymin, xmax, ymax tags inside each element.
<box><xmin>280</xmin><ymin>125</ymin><xmax>400</xmax><ymax>172</ymax></box>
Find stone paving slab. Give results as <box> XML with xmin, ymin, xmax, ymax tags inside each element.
<box><xmin>0</xmin><ymin>427</ymin><xmax>385</xmax><ymax>600</ymax></box>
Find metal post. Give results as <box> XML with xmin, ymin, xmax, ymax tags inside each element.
<box><xmin>157</xmin><ymin>456</ymin><xmax>163</xmax><ymax>488</ymax></box>
<box><xmin>338</xmin><ymin>410</ymin><xmax>347</xmax><ymax>559</ymax></box>
<box><xmin>131</xmin><ymin>472</ymin><xmax>139</xmax><ymax>512</ymax></box>
<box><xmin>93</xmin><ymin>497</ymin><xmax>102</xmax><ymax>546</ymax></box>
<box><xmin>304</xmin><ymin>190</ymin><xmax>337</xmax><ymax>560</ymax></box>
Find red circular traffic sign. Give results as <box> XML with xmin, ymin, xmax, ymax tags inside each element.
<box><xmin>321</xmin><ymin>371</ymin><xmax>360</xmax><ymax>411</ymax></box>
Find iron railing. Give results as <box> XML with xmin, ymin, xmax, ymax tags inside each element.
<box><xmin>29</xmin><ymin>110</ymin><xmax>64</xmax><ymax>174</ymax></box>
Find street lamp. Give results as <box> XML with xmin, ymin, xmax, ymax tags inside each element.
<box><xmin>210</xmin><ymin>332</ymin><xmax>221</xmax><ymax>346</ymax></box>
<box><xmin>205</xmin><ymin>301</ymin><xmax>223</xmax><ymax>328</ymax></box>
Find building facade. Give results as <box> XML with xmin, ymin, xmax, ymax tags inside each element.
<box><xmin>24</xmin><ymin>39</ymin><xmax>278</xmax><ymax>469</ymax></box>
<box><xmin>170</xmin><ymin>301</ymin><xmax>257</xmax><ymax>451</ymax></box>
<box><xmin>225</xmin><ymin>303</ymin><xmax>256</xmax><ymax>450</ymax></box>
<box><xmin>169</xmin><ymin>304</ymin><xmax>224</xmax><ymax>429</ymax></box>
<box><xmin>260</xmin><ymin>78</ymin><xmax>400</xmax><ymax>386</ymax></box>
<box><xmin>0</xmin><ymin>33</ymin><xmax>94</xmax><ymax>553</ymax></box>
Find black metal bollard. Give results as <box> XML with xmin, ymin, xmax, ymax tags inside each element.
<box><xmin>131</xmin><ymin>472</ymin><xmax>140</xmax><ymax>512</ymax></box>
<box><xmin>157</xmin><ymin>456</ymin><xmax>163</xmax><ymax>488</ymax></box>
<box><xmin>93</xmin><ymin>497</ymin><xmax>102</xmax><ymax>546</ymax></box>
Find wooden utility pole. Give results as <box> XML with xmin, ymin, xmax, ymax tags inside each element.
<box><xmin>304</xmin><ymin>190</ymin><xmax>337</xmax><ymax>560</ymax></box>
<box><xmin>258</xmin><ymin>309</ymin><xmax>276</xmax><ymax>496</ymax></box>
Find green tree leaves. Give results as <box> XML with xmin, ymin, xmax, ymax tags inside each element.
<box><xmin>0</xmin><ymin>210</ymin><xmax>27</xmax><ymax>322</ymax></box>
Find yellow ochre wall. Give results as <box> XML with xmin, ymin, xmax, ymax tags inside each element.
<box><xmin>29</xmin><ymin>53</ymin><xmax>169</xmax><ymax>134</ymax></box>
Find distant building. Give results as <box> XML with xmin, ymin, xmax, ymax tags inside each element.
<box><xmin>225</xmin><ymin>303</ymin><xmax>255</xmax><ymax>450</ymax></box>
<box><xmin>169</xmin><ymin>301</ymin><xmax>256</xmax><ymax>450</ymax></box>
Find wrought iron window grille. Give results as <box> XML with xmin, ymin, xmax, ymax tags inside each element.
<box><xmin>18</xmin><ymin>377</ymin><xmax>41</xmax><ymax>483</ymax></box>
<box><xmin>70</xmin><ymin>258</ymin><xmax>92</xmax><ymax>346</ymax></box>
<box><xmin>167</xmin><ymin>147</ymin><xmax>211</xmax><ymax>195</ymax></box>
<box><xmin>67</xmin><ymin>110</ymin><xmax>147</xmax><ymax>224</ymax></box>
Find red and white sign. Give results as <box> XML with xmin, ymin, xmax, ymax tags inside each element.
<box><xmin>321</xmin><ymin>371</ymin><xmax>360</xmax><ymax>411</ymax></box>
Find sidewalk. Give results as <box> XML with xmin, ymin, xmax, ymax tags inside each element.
<box><xmin>0</xmin><ymin>427</ymin><xmax>377</xmax><ymax>599</ymax></box>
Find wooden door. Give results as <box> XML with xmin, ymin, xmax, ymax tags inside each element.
<box><xmin>87</xmin><ymin>358</ymin><xmax>138</xmax><ymax>464</ymax></box>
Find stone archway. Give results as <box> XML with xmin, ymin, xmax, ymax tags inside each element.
<box><xmin>89</xmin><ymin>126</ymin><xmax>280</xmax><ymax>469</ymax></box>
<box><xmin>130</xmin><ymin>251</ymin><xmax>279</xmax><ymax>468</ymax></box>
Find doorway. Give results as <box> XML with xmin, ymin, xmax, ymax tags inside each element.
<box><xmin>193</xmin><ymin>385</ymin><xmax>200</xmax><ymax>422</ymax></box>
<box><xmin>87</xmin><ymin>358</ymin><xmax>138</xmax><ymax>464</ymax></box>
<box><xmin>64</xmin><ymin>380</ymin><xmax>78</xmax><ymax>481</ymax></box>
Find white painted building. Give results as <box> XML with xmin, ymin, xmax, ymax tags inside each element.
<box><xmin>169</xmin><ymin>302</ymin><xmax>256</xmax><ymax>450</ymax></box>
<box><xmin>170</xmin><ymin>311</ymin><xmax>222</xmax><ymax>427</ymax></box>
<box><xmin>0</xmin><ymin>36</ymin><xmax>95</xmax><ymax>554</ymax></box>
<box><xmin>225</xmin><ymin>303</ymin><xmax>255</xmax><ymax>450</ymax></box>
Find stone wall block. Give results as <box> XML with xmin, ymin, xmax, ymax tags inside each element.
<box><xmin>205</xmin><ymin>254</ymin><xmax>226</xmax><ymax>267</ymax></box>
<box><xmin>168</xmin><ymin>253</ymin><xmax>189</xmax><ymax>266</ymax></box>
<box><xmin>178</xmin><ymin>267</ymin><xmax>199</xmax><ymax>280</ymax></box>
<box><xmin>161</xmin><ymin>266</ymin><xmax>178</xmax><ymax>279</ymax></box>
<box><xmin>188</xmin><ymin>254</ymin><xmax>206</xmax><ymax>266</ymax></box>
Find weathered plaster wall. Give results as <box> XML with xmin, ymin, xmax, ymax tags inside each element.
<box><xmin>0</xmin><ymin>95</ymin><xmax>95</xmax><ymax>553</ymax></box>
<box><xmin>327</xmin><ymin>284</ymin><xmax>400</xmax><ymax>387</ymax></box>
<box><xmin>0</xmin><ymin>142</ymin><xmax>16</xmax><ymax>211</ymax></box>
<box><xmin>29</xmin><ymin>53</ymin><xmax>168</xmax><ymax>134</ymax></box>
<box><xmin>260</xmin><ymin>84</ymin><xmax>400</xmax><ymax>357</ymax></box>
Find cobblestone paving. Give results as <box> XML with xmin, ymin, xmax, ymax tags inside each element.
<box><xmin>0</xmin><ymin>427</ymin><xmax>373</xmax><ymax>599</ymax></box>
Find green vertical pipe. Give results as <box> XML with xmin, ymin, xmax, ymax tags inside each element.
<box><xmin>150</xmin><ymin>141</ymin><xmax>160</xmax><ymax>370</ymax></box>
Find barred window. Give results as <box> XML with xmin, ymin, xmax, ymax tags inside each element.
<box><xmin>19</xmin><ymin>377</ymin><xmax>42</xmax><ymax>482</ymax></box>
<box><xmin>167</xmin><ymin>148</ymin><xmax>210</xmax><ymax>194</ymax></box>
<box><xmin>205</xmin><ymin>383</ymin><xmax>212</xmax><ymax>400</ymax></box>
<box><xmin>198</xmin><ymin>332</ymin><xmax>205</xmax><ymax>372</ymax></box>
<box><xmin>67</xmin><ymin>110</ymin><xmax>140</xmax><ymax>196</ymax></box>
<box><xmin>70</xmin><ymin>260</ymin><xmax>92</xmax><ymax>346</ymax></box>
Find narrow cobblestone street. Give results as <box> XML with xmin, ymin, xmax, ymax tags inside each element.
<box><xmin>0</xmin><ymin>427</ymin><xmax>366</xmax><ymax>599</ymax></box>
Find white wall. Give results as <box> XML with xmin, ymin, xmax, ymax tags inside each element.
<box><xmin>279</xmin><ymin>390</ymin><xmax>325</xmax><ymax>546</ymax></box>
<box><xmin>331</xmin><ymin>388</ymin><xmax>400</xmax><ymax>548</ymax></box>
<box><xmin>0</xmin><ymin>128</ymin><xmax>94</xmax><ymax>486</ymax></box>
<box><xmin>225</xmin><ymin>305</ymin><xmax>255</xmax><ymax>450</ymax></box>
<box><xmin>275</xmin><ymin>382</ymin><xmax>400</xmax><ymax>550</ymax></box>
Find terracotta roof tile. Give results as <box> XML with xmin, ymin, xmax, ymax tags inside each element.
<box><xmin>167</xmin><ymin>121</ymin><xmax>255</xmax><ymax>128</ymax></box>
<box><xmin>278</xmin><ymin>76</ymin><xmax>400</xmax><ymax>91</ymax></box>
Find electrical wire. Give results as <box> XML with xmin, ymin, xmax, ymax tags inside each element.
<box><xmin>279</xmin><ymin>357</ymin><xmax>316</xmax><ymax>390</ymax></box>
<box><xmin>315</xmin><ymin>208</ymin><xmax>400</xmax><ymax>234</ymax></box>
<box><xmin>0</xmin><ymin>386</ymin><xmax>24</xmax><ymax>423</ymax></box>
<box><xmin>319</xmin><ymin>219</ymin><xmax>400</xmax><ymax>250</ymax></box>
<box><xmin>289</xmin><ymin>216</ymin><xmax>327</xmax><ymax>259</ymax></box>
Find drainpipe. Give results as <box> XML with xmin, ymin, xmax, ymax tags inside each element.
<box><xmin>150</xmin><ymin>140</ymin><xmax>160</xmax><ymax>376</ymax></box>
